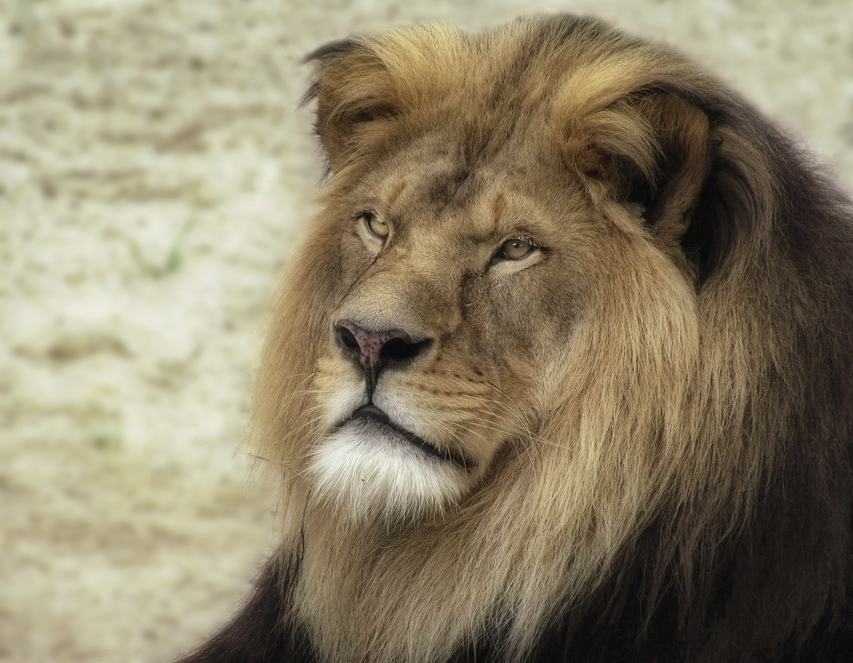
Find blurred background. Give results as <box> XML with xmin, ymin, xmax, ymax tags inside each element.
<box><xmin>0</xmin><ymin>0</ymin><xmax>850</xmax><ymax>661</ymax></box>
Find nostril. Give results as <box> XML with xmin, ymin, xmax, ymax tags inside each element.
<box><xmin>380</xmin><ymin>337</ymin><xmax>410</xmax><ymax>361</ymax></box>
<box><xmin>380</xmin><ymin>337</ymin><xmax>434</xmax><ymax>365</ymax></box>
<box><xmin>335</xmin><ymin>324</ymin><xmax>360</xmax><ymax>355</ymax></box>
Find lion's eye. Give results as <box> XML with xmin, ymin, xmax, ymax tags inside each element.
<box><xmin>360</xmin><ymin>212</ymin><xmax>390</xmax><ymax>240</ymax></box>
<box><xmin>498</xmin><ymin>237</ymin><xmax>536</xmax><ymax>261</ymax></box>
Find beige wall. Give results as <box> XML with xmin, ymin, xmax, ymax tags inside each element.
<box><xmin>1</xmin><ymin>1</ymin><xmax>850</xmax><ymax>661</ymax></box>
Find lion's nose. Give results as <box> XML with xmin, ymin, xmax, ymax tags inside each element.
<box><xmin>334</xmin><ymin>320</ymin><xmax>433</xmax><ymax>392</ymax></box>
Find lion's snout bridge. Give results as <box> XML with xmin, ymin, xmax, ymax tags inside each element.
<box><xmin>334</xmin><ymin>319</ymin><xmax>434</xmax><ymax>392</ymax></box>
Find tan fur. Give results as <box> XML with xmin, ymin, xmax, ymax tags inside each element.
<box><xmin>240</xmin><ymin>16</ymin><xmax>852</xmax><ymax>663</ymax></box>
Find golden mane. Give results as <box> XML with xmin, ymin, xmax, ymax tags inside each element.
<box><xmin>178</xmin><ymin>15</ymin><xmax>852</xmax><ymax>663</ymax></box>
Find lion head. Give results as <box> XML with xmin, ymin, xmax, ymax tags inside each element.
<box><xmin>181</xmin><ymin>15</ymin><xmax>852</xmax><ymax>663</ymax></box>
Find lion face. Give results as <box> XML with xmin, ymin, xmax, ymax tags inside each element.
<box><xmin>286</xmin><ymin>22</ymin><xmax>714</xmax><ymax>529</ymax></box>
<box><xmin>307</xmin><ymin>136</ymin><xmax>596</xmax><ymax>524</ymax></box>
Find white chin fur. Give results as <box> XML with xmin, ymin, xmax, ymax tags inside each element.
<box><xmin>307</xmin><ymin>422</ymin><xmax>468</xmax><ymax>525</ymax></box>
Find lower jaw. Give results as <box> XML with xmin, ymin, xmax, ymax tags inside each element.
<box><xmin>306</xmin><ymin>426</ymin><xmax>469</xmax><ymax>525</ymax></box>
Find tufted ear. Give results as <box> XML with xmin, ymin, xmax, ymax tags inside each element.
<box><xmin>562</xmin><ymin>88</ymin><xmax>713</xmax><ymax>257</ymax></box>
<box><xmin>302</xmin><ymin>26</ymin><xmax>465</xmax><ymax>172</ymax></box>
<box><xmin>302</xmin><ymin>39</ymin><xmax>403</xmax><ymax>170</ymax></box>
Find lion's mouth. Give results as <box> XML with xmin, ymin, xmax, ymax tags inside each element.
<box><xmin>340</xmin><ymin>404</ymin><xmax>471</xmax><ymax>468</ymax></box>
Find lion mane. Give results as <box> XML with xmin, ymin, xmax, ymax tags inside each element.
<box><xmin>177</xmin><ymin>15</ymin><xmax>852</xmax><ymax>663</ymax></box>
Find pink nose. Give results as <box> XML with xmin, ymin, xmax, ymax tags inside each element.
<box><xmin>334</xmin><ymin>319</ymin><xmax>433</xmax><ymax>392</ymax></box>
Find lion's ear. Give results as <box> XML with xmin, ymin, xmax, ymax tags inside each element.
<box><xmin>302</xmin><ymin>38</ymin><xmax>404</xmax><ymax>170</ymax></box>
<box><xmin>303</xmin><ymin>27</ymin><xmax>465</xmax><ymax>172</ymax></box>
<box><xmin>563</xmin><ymin>91</ymin><xmax>713</xmax><ymax>252</ymax></box>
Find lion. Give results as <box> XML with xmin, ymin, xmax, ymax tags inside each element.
<box><xmin>176</xmin><ymin>14</ymin><xmax>853</xmax><ymax>663</ymax></box>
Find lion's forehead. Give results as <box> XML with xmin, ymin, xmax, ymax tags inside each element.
<box><xmin>364</xmin><ymin>147</ymin><xmax>580</xmax><ymax>248</ymax></box>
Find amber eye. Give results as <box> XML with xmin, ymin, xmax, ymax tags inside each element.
<box><xmin>360</xmin><ymin>212</ymin><xmax>390</xmax><ymax>240</ymax></box>
<box><xmin>498</xmin><ymin>236</ymin><xmax>536</xmax><ymax>261</ymax></box>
